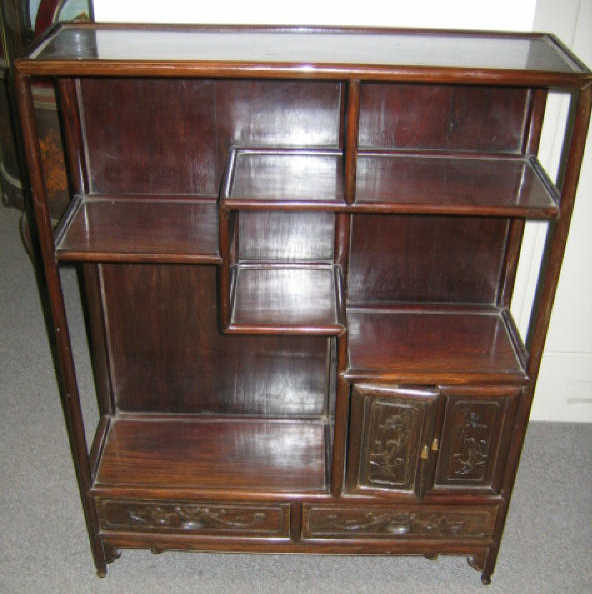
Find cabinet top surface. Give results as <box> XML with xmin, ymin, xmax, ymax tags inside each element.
<box><xmin>17</xmin><ymin>24</ymin><xmax>590</xmax><ymax>85</ymax></box>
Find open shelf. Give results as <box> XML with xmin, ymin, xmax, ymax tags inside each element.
<box><xmin>223</xmin><ymin>149</ymin><xmax>559</xmax><ymax>217</ymax></box>
<box><xmin>222</xmin><ymin>149</ymin><xmax>345</xmax><ymax>210</ymax></box>
<box><xmin>228</xmin><ymin>265</ymin><xmax>345</xmax><ymax>335</ymax></box>
<box><xmin>92</xmin><ymin>416</ymin><xmax>329</xmax><ymax>499</ymax></box>
<box><xmin>346</xmin><ymin>305</ymin><xmax>528</xmax><ymax>384</ymax></box>
<box><xmin>55</xmin><ymin>196</ymin><xmax>221</xmax><ymax>263</ymax></box>
<box><xmin>355</xmin><ymin>154</ymin><xmax>559</xmax><ymax>217</ymax></box>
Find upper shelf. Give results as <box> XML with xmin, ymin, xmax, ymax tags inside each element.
<box><xmin>222</xmin><ymin>149</ymin><xmax>345</xmax><ymax>211</ymax></box>
<box><xmin>223</xmin><ymin>149</ymin><xmax>559</xmax><ymax>218</ymax></box>
<box><xmin>55</xmin><ymin>195</ymin><xmax>221</xmax><ymax>264</ymax></box>
<box><xmin>16</xmin><ymin>24</ymin><xmax>591</xmax><ymax>86</ymax></box>
<box><xmin>355</xmin><ymin>153</ymin><xmax>559</xmax><ymax>218</ymax></box>
<box><xmin>227</xmin><ymin>264</ymin><xmax>345</xmax><ymax>335</ymax></box>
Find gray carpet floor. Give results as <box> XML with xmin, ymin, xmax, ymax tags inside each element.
<box><xmin>1</xmin><ymin>202</ymin><xmax>591</xmax><ymax>593</ymax></box>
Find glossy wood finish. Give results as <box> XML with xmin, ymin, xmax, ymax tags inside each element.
<box><xmin>238</xmin><ymin>211</ymin><xmax>334</xmax><ymax>262</ymax></box>
<box><xmin>94</xmin><ymin>417</ymin><xmax>328</xmax><ymax>495</ymax></box>
<box><xmin>15</xmin><ymin>25</ymin><xmax>591</xmax><ymax>583</ymax></box>
<box><xmin>229</xmin><ymin>266</ymin><xmax>344</xmax><ymax>334</ymax></box>
<box><xmin>355</xmin><ymin>155</ymin><xmax>558</xmax><ymax>217</ymax></box>
<box><xmin>215</xmin><ymin>79</ymin><xmax>341</xmax><ymax>152</ymax></box>
<box><xmin>99</xmin><ymin>263</ymin><xmax>330</xmax><ymax>415</ymax></box>
<box><xmin>80</xmin><ymin>78</ymin><xmax>218</xmax><ymax>195</ymax></box>
<box><xmin>20</xmin><ymin>24</ymin><xmax>591</xmax><ymax>86</ymax></box>
<box><xmin>223</xmin><ymin>149</ymin><xmax>559</xmax><ymax>217</ymax></box>
<box><xmin>56</xmin><ymin>197</ymin><xmax>220</xmax><ymax>263</ymax></box>
<box><xmin>223</xmin><ymin>149</ymin><xmax>345</xmax><ymax>209</ymax></box>
<box><xmin>344</xmin><ymin>80</ymin><xmax>360</xmax><ymax>203</ymax></box>
<box><xmin>346</xmin><ymin>307</ymin><xmax>528</xmax><ymax>384</ymax></box>
<box><xmin>359</xmin><ymin>84</ymin><xmax>530</xmax><ymax>153</ymax></box>
<box><xmin>347</xmin><ymin>215</ymin><xmax>509</xmax><ymax>305</ymax></box>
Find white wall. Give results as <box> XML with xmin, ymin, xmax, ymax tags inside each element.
<box><xmin>92</xmin><ymin>0</ymin><xmax>592</xmax><ymax>422</ymax></box>
<box><xmin>526</xmin><ymin>0</ymin><xmax>592</xmax><ymax>421</ymax></box>
<box><xmin>93</xmin><ymin>1</ymin><xmax>535</xmax><ymax>30</ymax></box>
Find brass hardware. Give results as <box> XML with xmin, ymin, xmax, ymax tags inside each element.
<box><xmin>420</xmin><ymin>444</ymin><xmax>429</xmax><ymax>460</ymax></box>
<box><xmin>431</xmin><ymin>438</ymin><xmax>439</xmax><ymax>452</ymax></box>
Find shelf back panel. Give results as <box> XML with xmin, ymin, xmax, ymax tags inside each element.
<box><xmin>359</xmin><ymin>84</ymin><xmax>530</xmax><ymax>154</ymax></box>
<box><xmin>79</xmin><ymin>78</ymin><xmax>341</xmax><ymax>195</ymax></box>
<box><xmin>239</xmin><ymin>211</ymin><xmax>335</xmax><ymax>262</ymax></box>
<box><xmin>348</xmin><ymin>214</ymin><xmax>508</xmax><ymax>305</ymax></box>
<box><xmin>98</xmin><ymin>264</ymin><xmax>330</xmax><ymax>416</ymax></box>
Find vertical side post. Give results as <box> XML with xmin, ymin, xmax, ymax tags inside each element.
<box><xmin>485</xmin><ymin>84</ymin><xmax>592</xmax><ymax>585</ymax></box>
<box><xmin>15</xmin><ymin>70</ymin><xmax>107</xmax><ymax>576</ymax></box>
<box><xmin>56</xmin><ymin>77</ymin><xmax>115</xmax><ymax>417</ymax></box>
<box><xmin>344</xmin><ymin>79</ymin><xmax>360</xmax><ymax>204</ymax></box>
<box><xmin>218</xmin><ymin>204</ymin><xmax>233</xmax><ymax>330</ymax></box>
<box><xmin>499</xmin><ymin>88</ymin><xmax>549</xmax><ymax>307</ymax></box>
<box><xmin>526</xmin><ymin>85</ymin><xmax>591</xmax><ymax>380</ymax></box>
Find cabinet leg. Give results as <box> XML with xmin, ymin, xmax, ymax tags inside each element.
<box><xmin>96</xmin><ymin>542</ymin><xmax>121</xmax><ymax>577</ymax></box>
<box><xmin>104</xmin><ymin>543</ymin><xmax>121</xmax><ymax>564</ymax></box>
<box><xmin>467</xmin><ymin>552</ymin><xmax>486</xmax><ymax>573</ymax></box>
<box><xmin>467</xmin><ymin>547</ymin><xmax>497</xmax><ymax>585</ymax></box>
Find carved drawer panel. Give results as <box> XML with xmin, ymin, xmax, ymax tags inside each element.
<box><xmin>302</xmin><ymin>504</ymin><xmax>498</xmax><ymax>540</ymax></box>
<box><xmin>96</xmin><ymin>499</ymin><xmax>290</xmax><ymax>538</ymax></box>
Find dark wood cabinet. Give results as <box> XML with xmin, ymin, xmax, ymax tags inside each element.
<box><xmin>14</xmin><ymin>24</ymin><xmax>591</xmax><ymax>585</ymax></box>
<box><xmin>346</xmin><ymin>384</ymin><xmax>520</xmax><ymax>499</ymax></box>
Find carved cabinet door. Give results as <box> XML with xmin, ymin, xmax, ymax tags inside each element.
<box><xmin>347</xmin><ymin>384</ymin><xmax>441</xmax><ymax>498</ymax></box>
<box><xmin>431</xmin><ymin>385</ymin><xmax>521</xmax><ymax>493</ymax></box>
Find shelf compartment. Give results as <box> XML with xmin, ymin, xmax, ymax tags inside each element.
<box><xmin>354</xmin><ymin>154</ymin><xmax>559</xmax><ymax>217</ymax></box>
<box><xmin>55</xmin><ymin>195</ymin><xmax>221</xmax><ymax>263</ymax></box>
<box><xmin>346</xmin><ymin>306</ymin><xmax>528</xmax><ymax>384</ymax></box>
<box><xmin>92</xmin><ymin>416</ymin><xmax>329</xmax><ymax>498</ymax></box>
<box><xmin>222</xmin><ymin>148</ymin><xmax>345</xmax><ymax>210</ymax></box>
<box><xmin>228</xmin><ymin>265</ymin><xmax>345</xmax><ymax>335</ymax></box>
<box><xmin>222</xmin><ymin>149</ymin><xmax>559</xmax><ymax>218</ymax></box>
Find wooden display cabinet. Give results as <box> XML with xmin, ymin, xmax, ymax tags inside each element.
<box><xmin>15</xmin><ymin>24</ymin><xmax>591</xmax><ymax>584</ymax></box>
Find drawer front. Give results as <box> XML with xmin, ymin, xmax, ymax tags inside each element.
<box><xmin>302</xmin><ymin>504</ymin><xmax>497</xmax><ymax>540</ymax></box>
<box><xmin>96</xmin><ymin>499</ymin><xmax>290</xmax><ymax>538</ymax></box>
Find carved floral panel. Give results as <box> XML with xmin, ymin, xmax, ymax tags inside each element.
<box><xmin>303</xmin><ymin>505</ymin><xmax>497</xmax><ymax>540</ymax></box>
<box><xmin>97</xmin><ymin>500</ymin><xmax>290</xmax><ymax>537</ymax></box>
<box><xmin>436</xmin><ymin>398</ymin><xmax>503</xmax><ymax>487</ymax></box>
<box><xmin>359</xmin><ymin>397</ymin><xmax>425</xmax><ymax>491</ymax></box>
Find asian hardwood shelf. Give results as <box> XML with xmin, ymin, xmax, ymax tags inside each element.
<box><xmin>354</xmin><ymin>153</ymin><xmax>559</xmax><ymax>218</ymax></box>
<box><xmin>15</xmin><ymin>22</ymin><xmax>592</xmax><ymax>584</ymax></box>
<box><xmin>20</xmin><ymin>24</ymin><xmax>590</xmax><ymax>87</ymax></box>
<box><xmin>223</xmin><ymin>149</ymin><xmax>558</xmax><ymax>217</ymax></box>
<box><xmin>54</xmin><ymin>195</ymin><xmax>221</xmax><ymax>264</ymax></box>
<box><xmin>345</xmin><ymin>305</ymin><xmax>528</xmax><ymax>384</ymax></box>
<box><xmin>222</xmin><ymin>149</ymin><xmax>346</xmax><ymax>211</ymax></box>
<box><xmin>91</xmin><ymin>415</ymin><xmax>329</xmax><ymax>499</ymax></box>
<box><xmin>227</xmin><ymin>264</ymin><xmax>345</xmax><ymax>335</ymax></box>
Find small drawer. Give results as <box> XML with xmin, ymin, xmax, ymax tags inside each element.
<box><xmin>302</xmin><ymin>503</ymin><xmax>497</xmax><ymax>541</ymax></box>
<box><xmin>96</xmin><ymin>499</ymin><xmax>290</xmax><ymax>538</ymax></box>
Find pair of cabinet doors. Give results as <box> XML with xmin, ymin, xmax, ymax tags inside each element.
<box><xmin>347</xmin><ymin>384</ymin><xmax>521</xmax><ymax>498</ymax></box>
